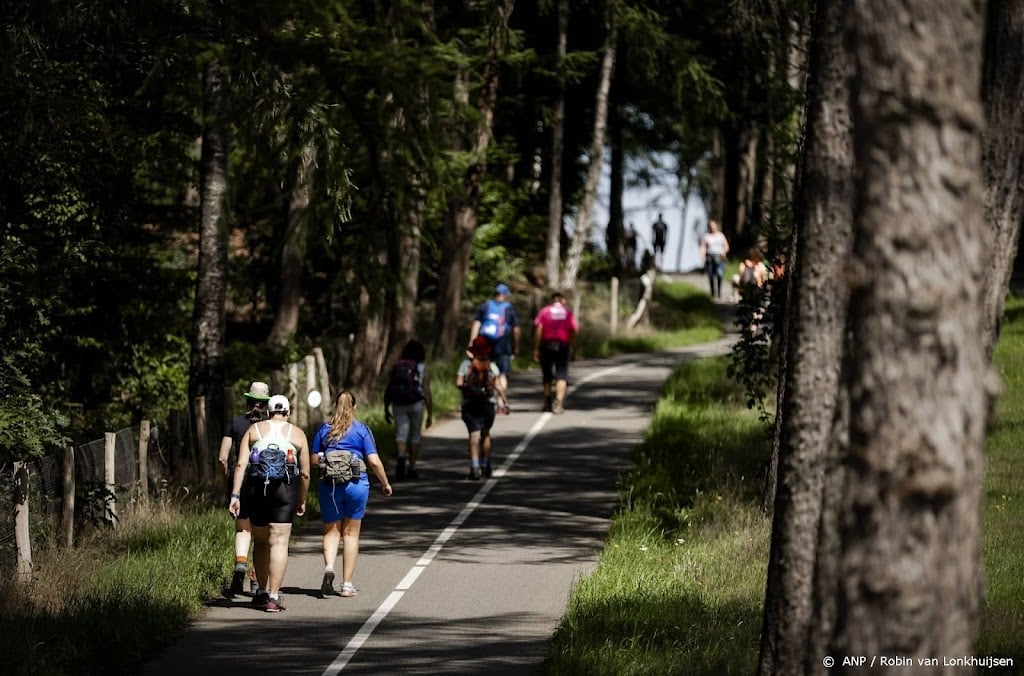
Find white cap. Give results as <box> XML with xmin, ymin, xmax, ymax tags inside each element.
<box><xmin>268</xmin><ymin>395</ymin><xmax>290</xmax><ymax>414</ymax></box>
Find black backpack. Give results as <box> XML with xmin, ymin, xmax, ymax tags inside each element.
<box><xmin>386</xmin><ymin>359</ymin><xmax>423</xmax><ymax>405</ymax></box>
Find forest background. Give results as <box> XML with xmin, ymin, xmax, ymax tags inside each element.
<box><xmin>2</xmin><ymin>0</ymin><xmax>772</xmax><ymax>457</ymax></box>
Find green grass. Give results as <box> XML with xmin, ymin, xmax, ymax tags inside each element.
<box><xmin>547</xmin><ymin>296</ymin><xmax>1024</xmax><ymax>675</ymax></box>
<box><xmin>978</xmin><ymin>296</ymin><xmax>1024</xmax><ymax>667</ymax></box>
<box><xmin>0</xmin><ymin>503</ymin><xmax>230</xmax><ymax>676</ymax></box>
<box><xmin>544</xmin><ymin>357</ymin><xmax>770</xmax><ymax>675</ymax></box>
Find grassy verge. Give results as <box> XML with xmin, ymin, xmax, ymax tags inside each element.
<box><xmin>547</xmin><ymin>296</ymin><xmax>1024</xmax><ymax>674</ymax></box>
<box><xmin>0</xmin><ymin>498</ymin><xmax>230</xmax><ymax>676</ymax></box>
<box><xmin>978</xmin><ymin>296</ymin><xmax>1024</xmax><ymax>665</ymax></box>
<box><xmin>544</xmin><ymin>357</ymin><xmax>769</xmax><ymax>675</ymax></box>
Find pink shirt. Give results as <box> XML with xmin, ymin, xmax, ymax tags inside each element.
<box><xmin>534</xmin><ymin>302</ymin><xmax>578</xmax><ymax>344</ymax></box>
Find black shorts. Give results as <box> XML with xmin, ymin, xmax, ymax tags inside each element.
<box><xmin>539</xmin><ymin>341</ymin><xmax>570</xmax><ymax>383</ymax></box>
<box><xmin>243</xmin><ymin>477</ymin><xmax>300</xmax><ymax>526</ymax></box>
<box><xmin>461</xmin><ymin>400</ymin><xmax>496</xmax><ymax>434</ymax></box>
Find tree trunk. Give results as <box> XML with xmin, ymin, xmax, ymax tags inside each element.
<box><xmin>824</xmin><ymin>0</ymin><xmax>989</xmax><ymax>662</ymax></box>
<box><xmin>346</xmin><ymin>271</ymin><xmax>390</xmax><ymax>404</ymax></box>
<box><xmin>544</xmin><ymin>0</ymin><xmax>569</xmax><ymax>290</ymax></box>
<box><xmin>981</xmin><ymin>0</ymin><xmax>1024</xmax><ymax>357</ymax></box>
<box><xmin>561</xmin><ymin>0</ymin><xmax>617</xmax><ymax>292</ymax></box>
<box><xmin>189</xmin><ymin>57</ymin><xmax>230</xmax><ymax>483</ymax></box>
<box><xmin>607</xmin><ymin>105</ymin><xmax>625</xmax><ymax>274</ymax></box>
<box><xmin>758</xmin><ymin>0</ymin><xmax>854</xmax><ymax>672</ymax></box>
<box><xmin>267</xmin><ymin>141</ymin><xmax>315</xmax><ymax>349</ymax></box>
<box><xmin>431</xmin><ymin>0</ymin><xmax>515</xmax><ymax>357</ymax></box>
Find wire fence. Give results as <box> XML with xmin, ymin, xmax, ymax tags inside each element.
<box><xmin>0</xmin><ymin>427</ymin><xmax>147</xmax><ymax>571</ymax></box>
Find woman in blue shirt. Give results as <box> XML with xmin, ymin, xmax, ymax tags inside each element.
<box><xmin>312</xmin><ymin>391</ymin><xmax>393</xmax><ymax>598</ymax></box>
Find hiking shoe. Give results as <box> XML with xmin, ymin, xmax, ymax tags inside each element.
<box><xmin>467</xmin><ymin>468</ymin><xmax>481</xmax><ymax>480</ymax></box>
<box><xmin>543</xmin><ymin>396</ymin><xmax>553</xmax><ymax>412</ymax></box>
<box><xmin>265</xmin><ymin>596</ymin><xmax>285</xmax><ymax>613</ymax></box>
<box><xmin>252</xmin><ymin>591</ymin><xmax>269</xmax><ymax>610</ymax></box>
<box><xmin>321</xmin><ymin>571</ymin><xmax>336</xmax><ymax>597</ymax></box>
<box><xmin>406</xmin><ymin>467</ymin><xmax>419</xmax><ymax>480</ymax></box>
<box><xmin>395</xmin><ymin>457</ymin><xmax>407</xmax><ymax>481</ymax></box>
<box><xmin>552</xmin><ymin>399</ymin><xmax>564</xmax><ymax>415</ymax></box>
<box><xmin>228</xmin><ymin>562</ymin><xmax>246</xmax><ymax>596</ymax></box>
<box><xmin>340</xmin><ymin>583</ymin><xmax>358</xmax><ymax>598</ymax></box>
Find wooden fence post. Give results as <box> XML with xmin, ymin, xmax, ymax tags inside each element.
<box><xmin>314</xmin><ymin>346</ymin><xmax>332</xmax><ymax>419</ymax></box>
<box><xmin>304</xmin><ymin>354</ymin><xmax>318</xmax><ymax>428</ymax></box>
<box><xmin>14</xmin><ymin>461</ymin><xmax>32</xmax><ymax>581</ymax></box>
<box><xmin>62</xmin><ymin>445</ymin><xmax>75</xmax><ymax>549</ymax></box>
<box><xmin>610</xmin><ymin>276</ymin><xmax>619</xmax><ymax>335</ymax></box>
<box><xmin>194</xmin><ymin>396</ymin><xmax>209</xmax><ymax>484</ymax></box>
<box><xmin>138</xmin><ymin>420</ymin><xmax>150</xmax><ymax>502</ymax></box>
<box><xmin>104</xmin><ymin>432</ymin><xmax>118</xmax><ymax>525</ymax></box>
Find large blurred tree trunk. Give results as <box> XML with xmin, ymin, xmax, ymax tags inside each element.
<box><xmin>189</xmin><ymin>57</ymin><xmax>230</xmax><ymax>484</ymax></box>
<box><xmin>815</xmin><ymin>0</ymin><xmax>990</xmax><ymax>662</ymax></box>
<box><xmin>544</xmin><ymin>0</ymin><xmax>569</xmax><ymax>289</ymax></box>
<box><xmin>267</xmin><ymin>141</ymin><xmax>314</xmax><ymax>349</ymax></box>
<box><xmin>561</xmin><ymin>0</ymin><xmax>616</xmax><ymax>292</ymax></box>
<box><xmin>758</xmin><ymin>0</ymin><xmax>853</xmax><ymax>672</ymax></box>
<box><xmin>431</xmin><ymin>0</ymin><xmax>515</xmax><ymax>357</ymax></box>
<box><xmin>981</xmin><ymin>0</ymin><xmax>1024</xmax><ymax>357</ymax></box>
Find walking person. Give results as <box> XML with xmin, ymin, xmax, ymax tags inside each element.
<box><xmin>533</xmin><ymin>290</ymin><xmax>579</xmax><ymax>414</ymax></box>
<box><xmin>383</xmin><ymin>339</ymin><xmax>433</xmax><ymax>480</ymax></box>
<box><xmin>468</xmin><ymin>283</ymin><xmax>520</xmax><ymax>412</ymax></box>
<box><xmin>311</xmin><ymin>391</ymin><xmax>393</xmax><ymax>598</ymax></box>
<box><xmin>457</xmin><ymin>336</ymin><xmax>508</xmax><ymax>480</ymax></box>
<box><xmin>229</xmin><ymin>395</ymin><xmax>310</xmax><ymax>613</ymax></box>
<box><xmin>699</xmin><ymin>220</ymin><xmax>730</xmax><ymax>299</ymax></box>
<box><xmin>217</xmin><ymin>381</ymin><xmax>270</xmax><ymax>596</ymax></box>
<box><xmin>652</xmin><ymin>213</ymin><xmax>669</xmax><ymax>270</ymax></box>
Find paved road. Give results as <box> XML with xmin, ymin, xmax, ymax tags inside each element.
<box><xmin>144</xmin><ymin>331</ymin><xmax>735</xmax><ymax>675</ymax></box>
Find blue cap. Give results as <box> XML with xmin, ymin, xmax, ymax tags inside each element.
<box><xmin>495</xmin><ymin>283</ymin><xmax>510</xmax><ymax>296</ymax></box>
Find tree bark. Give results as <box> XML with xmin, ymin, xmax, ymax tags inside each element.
<box><xmin>431</xmin><ymin>0</ymin><xmax>515</xmax><ymax>357</ymax></box>
<box><xmin>981</xmin><ymin>0</ymin><xmax>1024</xmax><ymax>357</ymax></box>
<box><xmin>346</xmin><ymin>271</ymin><xmax>390</xmax><ymax>403</ymax></box>
<box><xmin>544</xmin><ymin>0</ymin><xmax>569</xmax><ymax>290</ymax></box>
<box><xmin>561</xmin><ymin>0</ymin><xmax>617</xmax><ymax>292</ymax></box>
<box><xmin>758</xmin><ymin>0</ymin><xmax>854</xmax><ymax>672</ymax></box>
<box><xmin>825</xmin><ymin>0</ymin><xmax>989</xmax><ymax>662</ymax></box>
<box><xmin>189</xmin><ymin>57</ymin><xmax>230</xmax><ymax>483</ymax></box>
<box><xmin>267</xmin><ymin>141</ymin><xmax>314</xmax><ymax>349</ymax></box>
<box><xmin>607</xmin><ymin>105</ymin><xmax>625</xmax><ymax>274</ymax></box>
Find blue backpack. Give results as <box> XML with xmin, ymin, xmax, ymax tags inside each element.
<box><xmin>248</xmin><ymin>442</ymin><xmax>298</xmax><ymax>492</ymax></box>
<box><xmin>479</xmin><ymin>300</ymin><xmax>510</xmax><ymax>342</ymax></box>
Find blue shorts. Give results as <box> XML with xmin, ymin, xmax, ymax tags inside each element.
<box><xmin>492</xmin><ymin>353</ymin><xmax>512</xmax><ymax>375</ymax></box>
<box><xmin>318</xmin><ymin>476</ymin><xmax>370</xmax><ymax>522</ymax></box>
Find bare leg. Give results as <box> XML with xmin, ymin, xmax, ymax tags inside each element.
<box><xmin>252</xmin><ymin>525</ymin><xmax>270</xmax><ymax>590</ymax></box>
<box><xmin>468</xmin><ymin>430</ymin><xmax>481</xmax><ymax>464</ymax></box>
<box><xmin>234</xmin><ymin>518</ymin><xmax>252</xmax><ymax>558</ymax></box>
<box><xmin>341</xmin><ymin>518</ymin><xmax>362</xmax><ymax>585</ymax></box>
<box><xmin>409</xmin><ymin>441</ymin><xmax>421</xmax><ymax>465</ymax></box>
<box><xmin>322</xmin><ymin>520</ymin><xmax>342</xmax><ymax>569</ymax></box>
<box><xmin>481</xmin><ymin>432</ymin><xmax>492</xmax><ymax>463</ymax></box>
<box><xmin>266</xmin><ymin>523</ymin><xmax>293</xmax><ymax>595</ymax></box>
<box><xmin>555</xmin><ymin>379</ymin><xmax>568</xmax><ymax>403</ymax></box>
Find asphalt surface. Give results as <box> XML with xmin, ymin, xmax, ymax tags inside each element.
<box><xmin>144</xmin><ymin>286</ymin><xmax>736</xmax><ymax>676</ymax></box>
